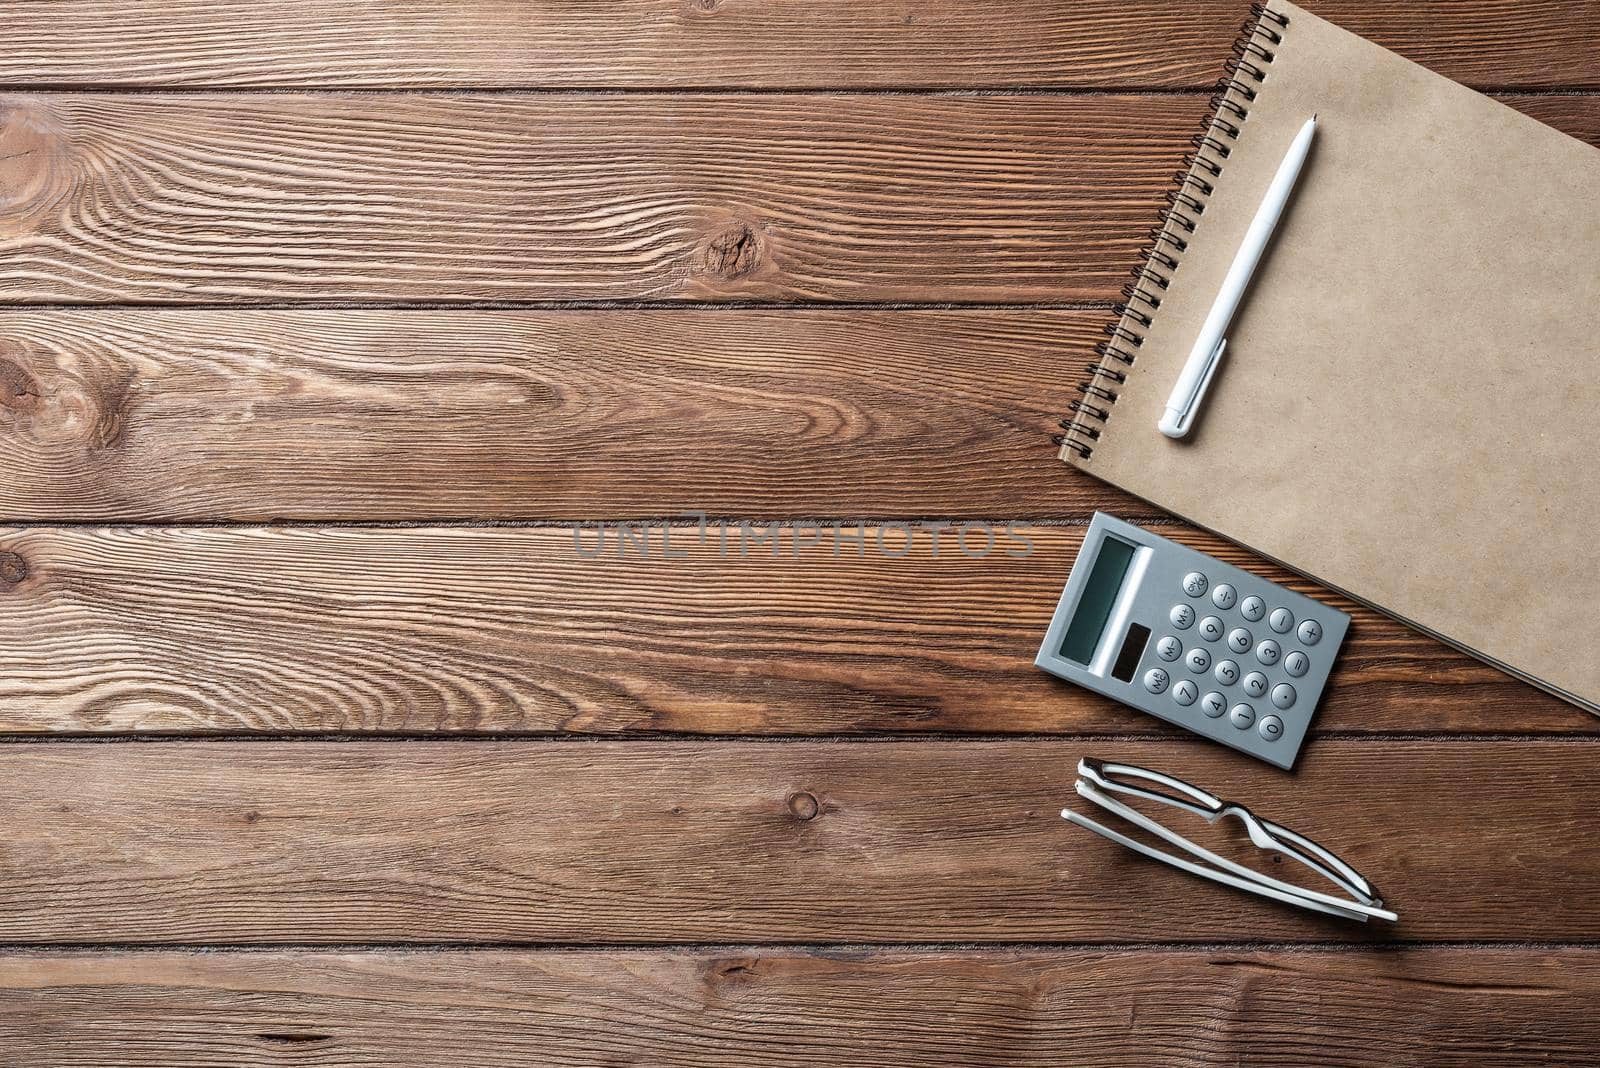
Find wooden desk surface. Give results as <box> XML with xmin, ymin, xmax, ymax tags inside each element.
<box><xmin>2</xmin><ymin>2</ymin><xmax>1598</xmax><ymax>1063</ymax></box>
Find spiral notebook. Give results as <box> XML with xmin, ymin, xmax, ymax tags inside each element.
<box><xmin>1059</xmin><ymin>2</ymin><xmax>1600</xmax><ymax>713</ymax></box>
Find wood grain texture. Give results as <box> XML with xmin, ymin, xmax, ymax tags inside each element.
<box><xmin>0</xmin><ymin>525</ymin><xmax>1587</xmax><ymax>736</ymax></box>
<box><xmin>4</xmin><ymin>738</ymin><xmax>1600</xmax><ymax>943</ymax></box>
<box><xmin>0</xmin><ymin>309</ymin><xmax>1131</xmax><ymax>521</ymax></box>
<box><xmin>0</xmin><ymin>93</ymin><xmax>1593</xmax><ymax>304</ymax></box>
<box><xmin>3</xmin><ymin>947</ymin><xmax>1597</xmax><ymax>1066</ymax></box>
<box><xmin>0</xmin><ymin>1</ymin><xmax>1595</xmax><ymax>90</ymax></box>
<box><xmin>0</xmin><ymin>2</ymin><xmax>1594</xmax><ymax>1062</ymax></box>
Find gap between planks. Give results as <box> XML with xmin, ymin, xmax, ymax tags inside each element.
<box><xmin>3</xmin><ymin>940</ymin><xmax>1600</xmax><ymax>953</ymax></box>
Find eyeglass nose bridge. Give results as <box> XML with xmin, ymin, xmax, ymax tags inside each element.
<box><xmin>1215</xmin><ymin>800</ymin><xmax>1379</xmax><ymax>903</ymax></box>
<box><xmin>1213</xmin><ymin>802</ymin><xmax>1281</xmax><ymax>851</ymax></box>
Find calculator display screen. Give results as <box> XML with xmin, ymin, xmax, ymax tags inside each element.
<box><xmin>1059</xmin><ymin>535</ymin><xmax>1137</xmax><ymax>664</ymax></box>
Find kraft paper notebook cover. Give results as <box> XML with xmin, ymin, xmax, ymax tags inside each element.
<box><xmin>1058</xmin><ymin>2</ymin><xmax>1600</xmax><ymax>712</ymax></box>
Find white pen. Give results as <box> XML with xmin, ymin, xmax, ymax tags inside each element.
<box><xmin>1159</xmin><ymin>115</ymin><xmax>1317</xmax><ymax>439</ymax></box>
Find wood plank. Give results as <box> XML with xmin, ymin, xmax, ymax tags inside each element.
<box><xmin>0</xmin><ymin>1</ymin><xmax>1594</xmax><ymax>90</ymax></box>
<box><xmin>0</xmin><ymin>525</ymin><xmax>1588</xmax><ymax>735</ymax></box>
<box><xmin>0</xmin><ymin>92</ymin><xmax>1192</xmax><ymax>304</ymax></box>
<box><xmin>3</xmin><ymin>738</ymin><xmax>1598</xmax><ymax>942</ymax></box>
<box><xmin>0</xmin><ymin>309</ymin><xmax>1128</xmax><ymax>521</ymax></box>
<box><xmin>2</xmin><ymin>947</ymin><xmax>1595</xmax><ymax>1066</ymax></box>
<box><xmin>0</xmin><ymin>93</ymin><xmax>1592</xmax><ymax>304</ymax></box>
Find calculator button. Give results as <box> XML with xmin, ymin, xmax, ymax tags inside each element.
<box><xmin>1240</xmin><ymin>595</ymin><xmax>1266</xmax><ymax>622</ymax></box>
<box><xmin>1269</xmin><ymin>607</ymin><xmax>1294</xmax><ymax>634</ymax></box>
<box><xmin>1256</xmin><ymin>639</ymin><xmax>1282</xmax><ymax>666</ymax></box>
<box><xmin>1156</xmin><ymin>636</ymin><xmax>1183</xmax><ymax>661</ymax></box>
<box><xmin>1170</xmin><ymin>604</ymin><xmax>1195</xmax><ymax>630</ymax></box>
<box><xmin>1283</xmin><ymin>650</ymin><xmax>1310</xmax><ymax>677</ymax></box>
<box><xmin>1200</xmin><ymin>692</ymin><xmax>1227</xmax><ymax>718</ymax></box>
<box><xmin>1182</xmin><ymin>572</ymin><xmax>1209</xmax><ymax>597</ymax></box>
<box><xmin>1143</xmin><ymin>668</ymin><xmax>1170</xmax><ymax>694</ymax></box>
<box><xmin>1258</xmin><ymin>715</ymin><xmax>1285</xmax><ymax>741</ymax></box>
<box><xmin>1213</xmin><ymin>659</ymin><xmax>1240</xmax><ymax>686</ymax></box>
<box><xmin>1211</xmin><ymin>583</ymin><xmax>1237</xmax><ymax>610</ymax></box>
<box><xmin>1172</xmin><ymin>679</ymin><xmax>1198</xmax><ymax>706</ymax></box>
<box><xmin>1229</xmin><ymin>702</ymin><xmax>1255</xmax><ymax>729</ymax></box>
<box><xmin>1185</xmin><ymin>647</ymin><xmax>1211</xmax><ymax>673</ymax></box>
<box><xmin>1198</xmin><ymin>616</ymin><xmax>1225</xmax><ymax>642</ymax></box>
<box><xmin>1271</xmin><ymin>683</ymin><xmax>1297</xmax><ymax>710</ymax></box>
<box><xmin>1226</xmin><ymin>627</ymin><xmax>1252</xmax><ymax>654</ymax></box>
<box><xmin>1242</xmin><ymin>671</ymin><xmax>1268</xmax><ymax>698</ymax></box>
<box><xmin>1297</xmin><ymin>619</ymin><xmax>1323</xmax><ymax>646</ymax></box>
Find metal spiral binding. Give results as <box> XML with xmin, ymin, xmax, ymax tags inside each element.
<box><xmin>1055</xmin><ymin>3</ymin><xmax>1290</xmax><ymax>458</ymax></box>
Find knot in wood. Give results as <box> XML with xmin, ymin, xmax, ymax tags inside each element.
<box><xmin>687</xmin><ymin>0</ymin><xmax>723</xmax><ymax>12</ymax></box>
<box><xmin>0</xmin><ymin>341</ymin><xmax>132</xmax><ymax>450</ymax></box>
<box><xmin>0</xmin><ymin>551</ymin><xmax>29</xmax><ymax>588</ymax></box>
<box><xmin>704</xmin><ymin>224</ymin><xmax>760</xmax><ymax>279</ymax></box>
<box><xmin>787</xmin><ymin>791</ymin><xmax>819</xmax><ymax>821</ymax></box>
<box><xmin>0</xmin><ymin>98</ymin><xmax>74</xmax><ymax>231</ymax></box>
<box><xmin>0</xmin><ymin>354</ymin><xmax>41</xmax><ymax>414</ymax></box>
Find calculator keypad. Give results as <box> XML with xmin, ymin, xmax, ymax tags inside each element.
<box><xmin>1156</xmin><ymin>573</ymin><xmax>1335</xmax><ymax>751</ymax></box>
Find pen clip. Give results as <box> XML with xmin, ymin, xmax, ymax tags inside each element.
<box><xmin>1164</xmin><ymin>336</ymin><xmax>1226</xmax><ymax>438</ymax></box>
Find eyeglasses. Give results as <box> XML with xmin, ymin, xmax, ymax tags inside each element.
<box><xmin>1061</xmin><ymin>757</ymin><xmax>1397</xmax><ymax>923</ymax></box>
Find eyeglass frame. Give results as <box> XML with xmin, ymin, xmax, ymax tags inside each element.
<box><xmin>1062</xmin><ymin>757</ymin><xmax>1397</xmax><ymax>923</ymax></box>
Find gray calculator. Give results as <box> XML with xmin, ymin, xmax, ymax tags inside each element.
<box><xmin>1036</xmin><ymin>513</ymin><xmax>1348</xmax><ymax>769</ymax></box>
